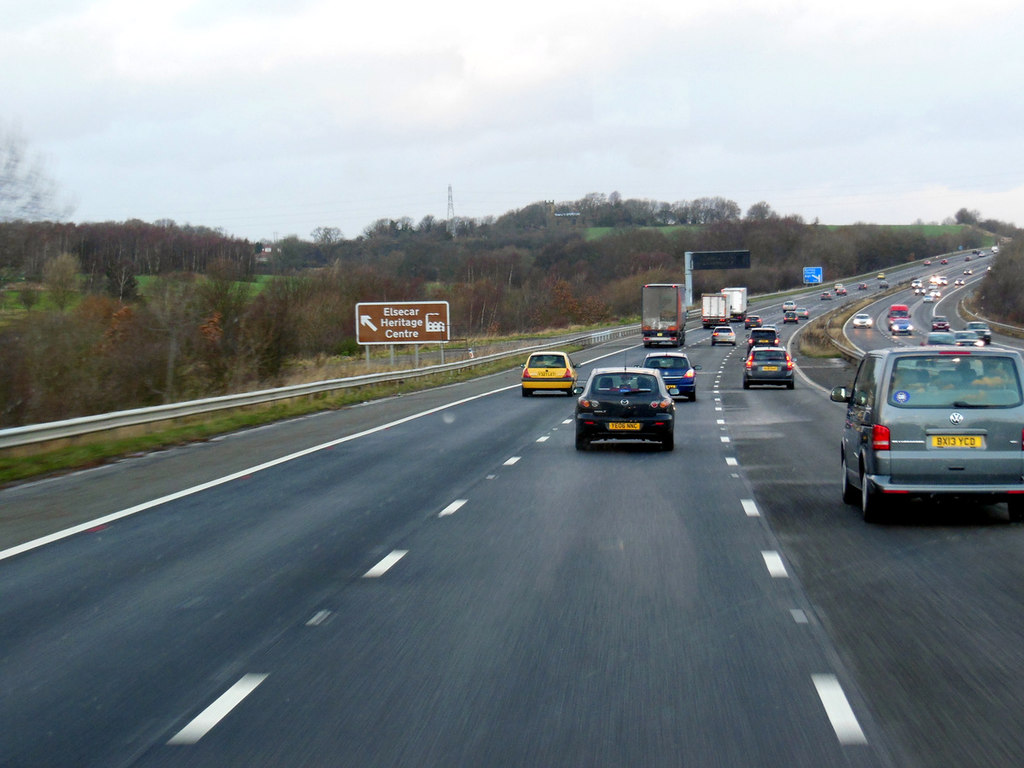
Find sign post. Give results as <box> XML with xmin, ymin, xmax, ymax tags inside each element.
<box><xmin>355</xmin><ymin>301</ymin><xmax>451</xmax><ymax>346</ymax></box>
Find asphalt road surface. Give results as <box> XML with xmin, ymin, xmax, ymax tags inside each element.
<box><xmin>3</xmin><ymin>260</ymin><xmax>1024</xmax><ymax>767</ymax></box>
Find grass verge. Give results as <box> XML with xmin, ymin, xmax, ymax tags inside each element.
<box><xmin>0</xmin><ymin>352</ymin><xmax>557</xmax><ymax>487</ymax></box>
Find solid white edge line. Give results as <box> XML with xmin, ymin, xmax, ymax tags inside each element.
<box><xmin>167</xmin><ymin>674</ymin><xmax>268</xmax><ymax>745</ymax></box>
<box><xmin>761</xmin><ymin>550</ymin><xmax>788</xmax><ymax>578</ymax></box>
<box><xmin>3</xmin><ymin>343</ymin><xmax>638</xmax><ymax>563</ymax></box>
<box><xmin>0</xmin><ymin>384</ymin><xmax>522</xmax><ymax>563</ymax></box>
<box><xmin>812</xmin><ymin>674</ymin><xmax>868</xmax><ymax>745</ymax></box>
<box><xmin>439</xmin><ymin>499</ymin><xmax>467</xmax><ymax>517</ymax></box>
<box><xmin>363</xmin><ymin>549</ymin><xmax>408</xmax><ymax>578</ymax></box>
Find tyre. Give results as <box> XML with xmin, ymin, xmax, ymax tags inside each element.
<box><xmin>662</xmin><ymin>433</ymin><xmax>674</xmax><ymax>451</ymax></box>
<box><xmin>575</xmin><ymin>432</ymin><xmax>589</xmax><ymax>451</ymax></box>
<box><xmin>743</xmin><ymin>379</ymin><xmax>750</xmax><ymax>389</ymax></box>
<box><xmin>1008</xmin><ymin>498</ymin><xmax>1024</xmax><ymax>523</ymax></box>
<box><xmin>787</xmin><ymin>381</ymin><xmax>795</xmax><ymax>390</ymax></box>
<box><xmin>521</xmin><ymin>388</ymin><xmax>531</xmax><ymax>397</ymax></box>
<box><xmin>860</xmin><ymin>468</ymin><xmax>887</xmax><ymax>523</ymax></box>
<box><xmin>689</xmin><ymin>390</ymin><xmax>697</xmax><ymax>402</ymax></box>
<box><xmin>841</xmin><ymin>453</ymin><xmax>858</xmax><ymax>506</ymax></box>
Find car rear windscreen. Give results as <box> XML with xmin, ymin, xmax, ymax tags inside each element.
<box><xmin>888</xmin><ymin>356</ymin><xmax>1022</xmax><ymax>407</ymax></box>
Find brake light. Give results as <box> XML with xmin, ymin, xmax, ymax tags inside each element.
<box><xmin>785</xmin><ymin>355</ymin><xmax>794</xmax><ymax>371</ymax></box>
<box><xmin>562</xmin><ymin>368</ymin><xmax>572</xmax><ymax>379</ymax></box>
<box><xmin>872</xmin><ymin>424</ymin><xmax>891</xmax><ymax>451</ymax></box>
<box><xmin>683</xmin><ymin>368</ymin><xmax>695</xmax><ymax>379</ymax></box>
<box><xmin>745</xmin><ymin>358</ymin><xmax>753</xmax><ymax>369</ymax></box>
<box><xmin>522</xmin><ymin>369</ymin><xmax>532</xmax><ymax>378</ymax></box>
<box><xmin>650</xmin><ymin>398</ymin><xmax>672</xmax><ymax>409</ymax></box>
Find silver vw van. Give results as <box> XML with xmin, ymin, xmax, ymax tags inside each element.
<box><xmin>830</xmin><ymin>347</ymin><xmax>1024</xmax><ymax>522</ymax></box>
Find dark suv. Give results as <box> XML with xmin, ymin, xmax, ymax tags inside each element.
<box><xmin>747</xmin><ymin>326</ymin><xmax>781</xmax><ymax>350</ymax></box>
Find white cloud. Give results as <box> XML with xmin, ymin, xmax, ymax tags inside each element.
<box><xmin>2</xmin><ymin>0</ymin><xmax>1023</xmax><ymax>238</ymax></box>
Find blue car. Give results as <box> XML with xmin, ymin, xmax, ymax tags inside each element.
<box><xmin>890</xmin><ymin>318</ymin><xmax>914</xmax><ymax>336</ymax></box>
<box><xmin>641</xmin><ymin>352</ymin><xmax>701</xmax><ymax>401</ymax></box>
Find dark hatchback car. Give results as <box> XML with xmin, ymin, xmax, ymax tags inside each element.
<box><xmin>744</xmin><ymin>314</ymin><xmax>763</xmax><ymax>329</ymax></box>
<box><xmin>641</xmin><ymin>352</ymin><xmax>701</xmax><ymax>401</ymax></box>
<box><xmin>574</xmin><ymin>368</ymin><xmax>676</xmax><ymax>451</ymax></box>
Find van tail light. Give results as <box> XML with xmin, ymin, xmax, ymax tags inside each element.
<box><xmin>872</xmin><ymin>425</ymin><xmax>891</xmax><ymax>451</ymax></box>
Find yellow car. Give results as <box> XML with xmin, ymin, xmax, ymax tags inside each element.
<box><xmin>521</xmin><ymin>351</ymin><xmax>578</xmax><ymax>396</ymax></box>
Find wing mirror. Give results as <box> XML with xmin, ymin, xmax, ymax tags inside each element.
<box><xmin>830</xmin><ymin>386</ymin><xmax>851</xmax><ymax>403</ymax></box>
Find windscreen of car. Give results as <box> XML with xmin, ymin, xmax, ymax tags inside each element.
<box><xmin>528</xmin><ymin>354</ymin><xmax>565</xmax><ymax>368</ymax></box>
<box><xmin>645</xmin><ymin>357</ymin><xmax>689</xmax><ymax>370</ymax></box>
<box><xmin>754</xmin><ymin>351</ymin><xmax>786</xmax><ymax>362</ymax></box>
<box><xmin>591</xmin><ymin>373</ymin><xmax>659</xmax><ymax>394</ymax></box>
<box><xmin>888</xmin><ymin>356</ymin><xmax>1022</xmax><ymax>407</ymax></box>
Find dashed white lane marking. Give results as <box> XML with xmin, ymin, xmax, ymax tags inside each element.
<box><xmin>812</xmin><ymin>674</ymin><xmax>868</xmax><ymax>745</ymax></box>
<box><xmin>720</xmin><ymin>436</ymin><xmax>731</xmax><ymax>443</ymax></box>
<box><xmin>168</xmin><ymin>674</ymin><xmax>269</xmax><ymax>745</ymax></box>
<box><xmin>761</xmin><ymin>550</ymin><xmax>788</xmax><ymax>578</ymax></box>
<box><xmin>726</xmin><ymin>457</ymin><xmax>738</xmax><ymax>466</ymax></box>
<box><xmin>562</xmin><ymin>419</ymin><xmax>572</xmax><ymax>424</ymax></box>
<box><xmin>715</xmin><ymin>406</ymin><xmax>723</xmax><ymax>412</ymax></box>
<box><xmin>741</xmin><ymin>499</ymin><xmax>760</xmax><ymax>517</ymax></box>
<box><xmin>503</xmin><ymin>456</ymin><xmax>521</xmax><ymax>465</ymax></box>
<box><xmin>439</xmin><ymin>500</ymin><xmax>467</xmax><ymax>517</ymax></box>
<box><xmin>536</xmin><ymin>436</ymin><xmax>549</xmax><ymax>443</ymax></box>
<box><xmin>1</xmin><ymin>382</ymin><xmax>527</xmax><ymax>562</ymax></box>
<box><xmin>363</xmin><ymin>550</ymin><xmax>408</xmax><ymax>577</ymax></box>
<box><xmin>717</xmin><ymin>419</ymin><xmax>726</xmax><ymax>425</ymax></box>
<box><xmin>306</xmin><ymin>610</ymin><xmax>331</xmax><ymax>626</ymax></box>
<box><xmin>791</xmin><ymin>609</ymin><xmax>809</xmax><ymax>624</ymax></box>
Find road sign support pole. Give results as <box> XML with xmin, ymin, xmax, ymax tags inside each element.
<box><xmin>684</xmin><ymin>251</ymin><xmax>693</xmax><ymax>307</ymax></box>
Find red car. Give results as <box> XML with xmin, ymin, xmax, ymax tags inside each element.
<box><xmin>931</xmin><ymin>316</ymin><xmax>950</xmax><ymax>331</ymax></box>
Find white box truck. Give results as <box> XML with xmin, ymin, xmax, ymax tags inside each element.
<box><xmin>721</xmin><ymin>286</ymin><xmax>748</xmax><ymax>322</ymax></box>
<box><xmin>701</xmin><ymin>293</ymin><xmax>729</xmax><ymax>328</ymax></box>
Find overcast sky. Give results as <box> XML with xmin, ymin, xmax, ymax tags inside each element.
<box><xmin>4</xmin><ymin>0</ymin><xmax>1024</xmax><ymax>241</ymax></box>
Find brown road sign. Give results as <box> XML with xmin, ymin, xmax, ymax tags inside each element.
<box><xmin>355</xmin><ymin>301</ymin><xmax>451</xmax><ymax>345</ymax></box>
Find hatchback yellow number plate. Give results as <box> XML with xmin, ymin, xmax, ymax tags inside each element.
<box><xmin>608</xmin><ymin>422</ymin><xmax>641</xmax><ymax>431</ymax></box>
<box><xmin>761</xmin><ymin>365</ymin><xmax>779</xmax><ymax>371</ymax></box>
<box><xmin>931</xmin><ymin>435</ymin><xmax>985</xmax><ymax>449</ymax></box>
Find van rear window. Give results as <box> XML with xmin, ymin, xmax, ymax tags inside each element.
<box><xmin>888</xmin><ymin>356</ymin><xmax>1022</xmax><ymax>407</ymax></box>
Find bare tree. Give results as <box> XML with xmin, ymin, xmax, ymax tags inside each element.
<box><xmin>42</xmin><ymin>252</ymin><xmax>80</xmax><ymax>311</ymax></box>
<box><xmin>0</xmin><ymin>124</ymin><xmax>71</xmax><ymax>222</ymax></box>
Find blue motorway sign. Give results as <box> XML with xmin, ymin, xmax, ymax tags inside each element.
<box><xmin>803</xmin><ymin>266</ymin><xmax>823</xmax><ymax>284</ymax></box>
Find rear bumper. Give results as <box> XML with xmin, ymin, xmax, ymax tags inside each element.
<box><xmin>522</xmin><ymin>379</ymin><xmax>574</xmax><ymax>391</ymax></box>
<box><xmin>576</xmin><ymin>415</ymin><xmax>674</xmax><ymax>441</ymax></box>
<box><xmin>866</xmin><ymin>473</ymin><xmax>1024</xmax><ymax>500</ymax></box>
